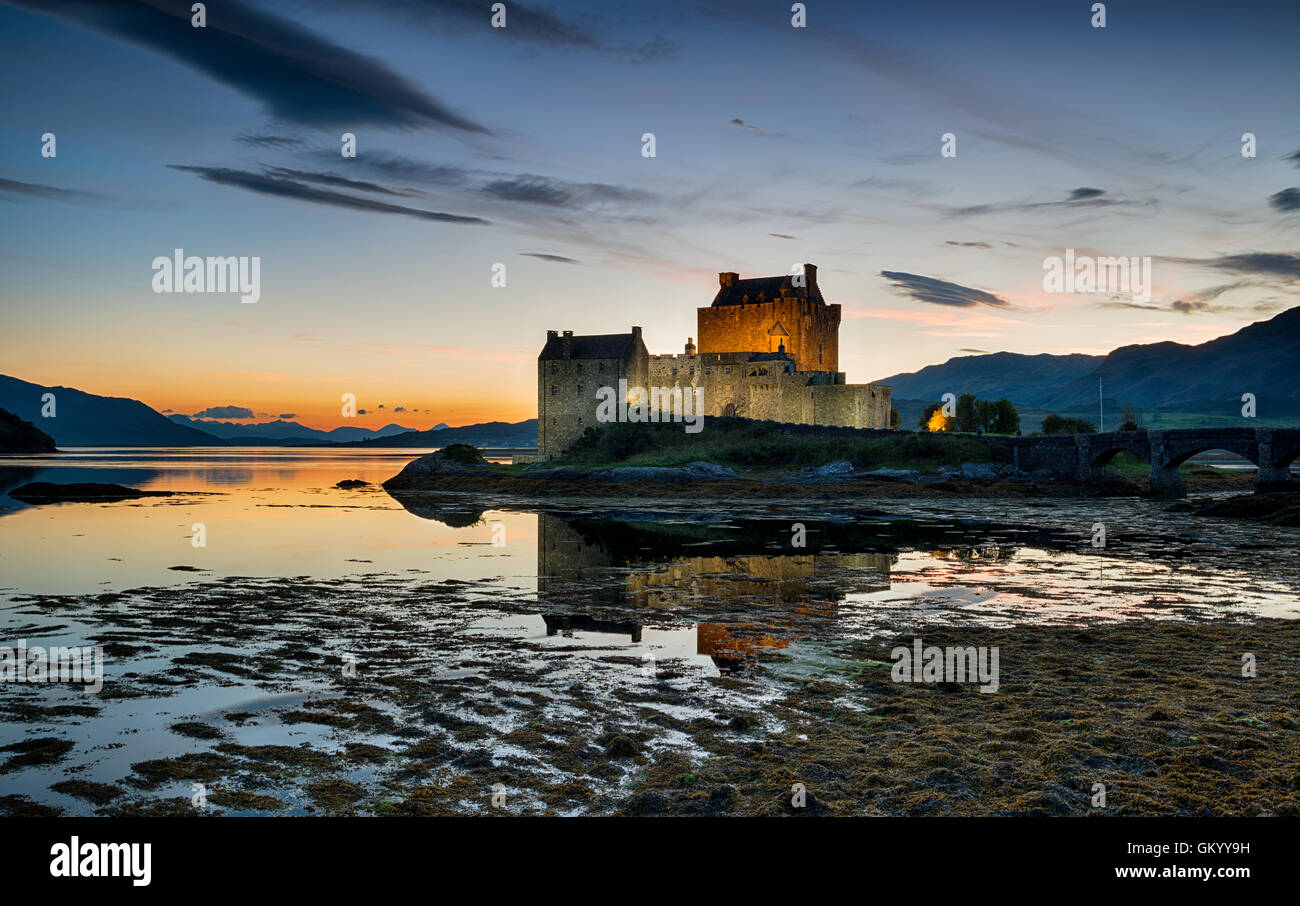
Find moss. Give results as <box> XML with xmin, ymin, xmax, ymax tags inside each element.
<box><xmin>0</xmin><ymin>736</ymin><xmax>75</xmax><ymax>771</ymax></box>
<box><xmin>50</xmin><ymin>779</ymin><xmax>124</xmax><ymax>805</ymax></box>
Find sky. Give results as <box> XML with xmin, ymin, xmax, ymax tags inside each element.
<box><xmin>1</xmin><ymin>0</ymin><xmax>1297</xmax><ymax>430</ymax></box>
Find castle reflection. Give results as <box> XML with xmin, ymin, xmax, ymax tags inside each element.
<box><xmin>537</xmin><ymin>514</ymin><xmax>893</xmax><ymax>669</ymax></box>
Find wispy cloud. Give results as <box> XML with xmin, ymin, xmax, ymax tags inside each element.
<box><xmin>312</xmin><ymin>0</ymin><xmax>676</xmax><ymax>60</ymax></box>
<box><xmin>521</xmin><ymin>253</ymin><xmax>581</xmax><ymax>264</ymax></box>
<box><xmin>879</xmin><ymin>271</ymin><xmax>1011</xmax><ymax>309</ymax></box>
<box><xmin>168</xmin><ymin>165</ymin><xmax>489</xmax><ymax>224</ymax></box>
<box><xmin>13</xmin><ymin>0</ymin><xmax>489</xmax><ymax>132</ymax></box>
<box><xmin>0</xmin><ymin>176</ymin><xmax>105</xmax><ymax>205</ymax></box>
<box><xmin>193</xmin><ymin>405</ymin><xmax>254</xmax><ymax>419</ymax></box>
<box><xmin>1267</xmin><ymin>188</ymin><xmax>1300</xmax><ymax>212</ymax></box>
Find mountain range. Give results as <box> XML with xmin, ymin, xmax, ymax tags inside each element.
<box><xmin>875</xmin><ymin>305</ymin><xmax>1300</xmax><ymax>424</ymax></box>
<box><xmin>166</xmin><ymin>413</ymin><xmax>426</xmax><ymax>444</ymax></box>
<box><xmin>0</xmin><ymin>373</ymin><xmax>527</xmax><ymax>447</ymax></box>
<box><xmin>5</xmin><ymin>306</ymin><xmax>1296</xmax><ymax>446</ymax></box>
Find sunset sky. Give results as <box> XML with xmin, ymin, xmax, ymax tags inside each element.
<box><xmin>1</xmin><ymin>0</ymin><xmax>1297</xmax><ymax>429</ymax></box>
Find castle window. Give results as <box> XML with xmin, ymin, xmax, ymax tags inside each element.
<box><xmin>551</xmin><ymin>385</ymin><xmax>557</xmax><ymax>396</ymax></box>
<box><xmin>706</xmin><ymin>368</ymin><xmax>712</xmax><ymax>375</ymax></box>
<box><xmin>577</xmin><ymin>385</ymin><xmax>583</xmax><ymax>394</ymax></box>
<box><xmin>577</xmin><ymin>364</ymin><xmax>583</xmax><ymax>374</ymax></box>
<box><xmin>551</xmin><ymin>364</ymin><xmax>557</xmax><ymax>374</ymax></box>
<box><xmin>689</xmin><ymin>368</ymin><xmax>694</xmax><ymax>376</ymax></box>
<box><xmin>599</xmin><ymin>362</ymin><xmax>606</xmax><ymax>373</ymax></box>
<box><xmin>577</xmin><ymin>417</ymin><xmax>583</xmax><ymax>425</ymax></box>
<box><xmin>724</xmin><ymin>367</ymin><xmax>731</xmax><ymax>375</ymax></box>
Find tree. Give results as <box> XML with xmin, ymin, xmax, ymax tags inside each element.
<box><xmin>1042</xmin><ymin>414</ymin><xmax>1097</xmax><ymax>435</ymax></box>
<box><xmin>1120</xmin><ymin>402</ymin><xmax>1145</xmax><ymax>432</ymax></box>
<box><xmin>955</xmin><ymin>393</ymin><xmax>979</xmax><ymax>432</ymax></box>
<box><xmin>989</xmin><ymin>399</ymin><xmax>1020</xmax><ymax>435</ymax></box>
<box><xmin>889</xmin><ymin>407</ymin><xmax>900</xmax><ymax>429</ymax></box>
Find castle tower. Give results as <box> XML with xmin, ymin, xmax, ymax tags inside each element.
<box><xmin>696</xmin><ymin>263</ymin><xmax>840</xmax><ymax>372</ymax></box>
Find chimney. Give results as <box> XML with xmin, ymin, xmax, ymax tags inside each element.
<box><xmin>561</xmin><ymin>330</ymin><xmax>572</xmax><ymax>358</ymax></box>
<box><xmin>685</xmin><ymin>337</ymin><xmax>696</xmax><ymax>356</ymax></box>
<box><xmin>803</xmin><ymin>263</ymin><xmax>818</xmax><ymax>295</ymax></box>
<box><xmin>546</xmin><ymin>329</ymin><xmax>558</xmax><ymax>339</ymax></box>
<box><xmin>719</xmin><ymin>272</ymin><xmax>738</xmax><ymax>288</ymax></box>
<box><xmin>631</xmin><ymin>325</ymin><xmax>643</xmax><ymax>345</ymax></box>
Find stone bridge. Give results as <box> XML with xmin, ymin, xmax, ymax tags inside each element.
<box><xmin>1003</xmin><ymin>427</ymin><xmax>1300</xmax><ymax>497</ymax></box>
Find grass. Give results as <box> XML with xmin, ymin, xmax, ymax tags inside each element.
<box><xmin>552</xmin><ymin>420</ymin><xmax>999</xmax><ymax>471</ymax></box>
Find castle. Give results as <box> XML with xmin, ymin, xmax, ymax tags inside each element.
<box><xmin>533</xmin><ymin>264</ymin><xmax>892</xmax><ymax>459</ymax></box>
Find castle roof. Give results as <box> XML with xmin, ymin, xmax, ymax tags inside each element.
<box><xmin>711</xmin><ymin>264</ymin><xmax>824</xmax><ymax>306</ymax></box>
<box><xmin>539</xmin><ymin>331</ymin><xmax>639</xmax><ymax>360</ymax></box>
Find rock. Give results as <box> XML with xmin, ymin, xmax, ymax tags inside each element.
<box><xmin>813</xmin><ymin>460</ymin><xmax>855</xmax><ymax>476</ymax></box>
<box><xmin>865</xmin><ymin>467</ymin><xmax>920</xmax><ymax>481</ymax></box>
<box><xmin>334</xmin><ymin>479</ymin><xmax>368</xmax><ymax>489</ymax></box>
<box><xmin>8</xmin><ymin>482</ymin><xmax>173</xmax><ymax>504</ymax></box>
<box><xmin>621</xmin><ymin>790</ymin><xmax>668</xmax><ymax>816</ymax></box>
<box><xmin>603</xmin><ymin>735</ymin><xmax>641</xmax><ymax>759</ymax></box>
<box><xmin>682</xmin><ymin>461</ymin><xmax>738</xmax><ymax>480</ymax></box>
<box><xmin>708</xmin><ymin>784</ymin><xmax>740</xmax><ymax>813</ymax></box>
<box><xmin>382</xmin><ymin>450</ymin><xmax>487</xmax><ymax>489</ymax></box>
<box><xmin>958</xmin><ymin>462</ymin><xmax>1001</xmax><ymax>481</ymax></box>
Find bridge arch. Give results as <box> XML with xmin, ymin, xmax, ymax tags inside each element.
<box><xmin>1162</xmin><ymin>442</ymin><xmax>1259</xmax><ymax>470</ymax></box>
<box><xmin>1089</xmin><ymin>443</ymin><xmax>1151</xmax><ymax>470</ymax></box>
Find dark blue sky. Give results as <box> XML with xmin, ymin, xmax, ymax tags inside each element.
<box><xmin>1</xmin><ymin>0</ymin><xmax>1296</xmax><ymax>426</ymax></box>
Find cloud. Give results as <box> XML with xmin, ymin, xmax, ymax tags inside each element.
<box><xmin>278</xmin><ymin>413</ymin><xmax>297</xmax><ymax>419</ymax></box>
<box><xmin>1067</xmin><ymin>187</ymin><xmax>1105</xmax><ymax>201</ymax></box>
<box><xmin>168</xmin><ymin>165</ymin><xmax>489</xmax><ymax>224</ymax></box>
<box><xmin>14</xmin><ymin>0</ymin><xmax>489</xmax><ymax>133</ymax></box>
<box><xmin>393</xmin><ymin>407</ymin><xmax>405</xmax><ymax>413</ymax></box>
<box><xmin>0</xmin><ymin>176</ymin><xmax>106</xmax><ymax>205</ymax></box>
<box><xmin>357</xmin><ymin>408</ymin><xmax>368</xmax><ymax>415</ymax></box>
<box><xmin>769</xmin><ymin>233</ymin><xmax>798</xmax><ymax>240</ymax></box>
<box><xmin>235</xmin><ymin>133</ymin><xmax>303</xmax><ymax>148</ymax></box>
<box><xmin>730</xmin><ymin>118</ymin><xmax>761</xmax><ymax>131</ymax></box>
<box><xmin>1267</xmin><ymin>188</ymin><xmax>1300</xmax><ymax>212</ymax></box>
<box><xmin>938</xmin><ymin>188</ymin><xmax>1154</xmax><ymax>218</ymax></box>
<box><xmin>1201</xmin><ymin>252</ymin><xmax>1300</xmax><ymax>281</ymax></box>
<box><xmin>311</xmin><ymin>0</ymin><xmax>675</xmax><ymax>60</ymax></box>
<box><xmin>945</xmin><ymin>241</ymin><xmax>992</xmax><ymax>249</ymax></box>
<box><xmin>522</xmin><ymin>253</ymin><xmax>581</xmax><ymax>264</ymax></box>
<box><xmin>1285</xmin><ymin>149</ymin><xmax>1300</xmax><ymax>167</ymax></box>
<box><xmin>479</xmin><ymin>175</ymin><xmax>653</xmax><ymax>208</ymax></box>
<box><xmin>958</xmin><ymin>348</ymin><xmax>991</xmax><ymax>354</ymax></box>
<box><xmin>879</xmin><ymin>271</ymin><xmax>1010</xmax><ymax>309</ymax></box>
<box><xmin>194</xmin><ymin>405</ymin><xmax>254</xmax><ymax>419</ymax></box>
<box><xmin>265</xmin><ymin>166</ymin><xmax>422</xmax><ymax>197</ymax></box>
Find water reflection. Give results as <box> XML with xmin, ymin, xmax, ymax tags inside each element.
<box><xmin>535</xmin><ymin>514</ymin><xmax>894</xmax><ymax>668</ymax></box>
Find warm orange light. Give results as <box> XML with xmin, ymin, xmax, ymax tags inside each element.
<box><xmin>927</xmin><ymin>409</ymin><xmax>949</xmax><ymax>432</ymax></box>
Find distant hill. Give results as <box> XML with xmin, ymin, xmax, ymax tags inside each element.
<box><xmin>168</xmin><ymin>414</ymin><xmax>416</xmax><ymax>443</ymax></box>
<box><xmin>0</xmin><ymin>375</ymin><xmax>220</xmax><ymax>446</ymax></box>
<box><xmin>0</xmin><ymin>407</ymin><xmax>57</xmax><ymax>453</ymax></box>
<box><xmin>876</xmin><ymin>306</ymin><xmax>1300</xmax><ymax>421</ymax></box>
<box><xmin>342</xmin><ymin>420</ymin><xmax>538</xmax><ymax>448</ymax></box>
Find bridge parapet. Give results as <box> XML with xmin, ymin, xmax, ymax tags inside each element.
<box><xmin>1006</xmin><ymin>427</ymin><xmax>1299</xmax><ymax>496</ymax></box>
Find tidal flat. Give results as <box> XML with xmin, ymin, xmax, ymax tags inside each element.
<box><xmin>1</xmin><ymin>449</ymin><xmax>1297</xmax><ymax>817</ymax></box>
